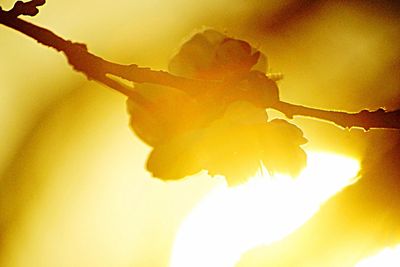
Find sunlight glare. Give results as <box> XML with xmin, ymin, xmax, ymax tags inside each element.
<box><xmin>170</xmin><ymin>151</ymin><xmax>360</xmax><ymax>267</ymax></box>
<box><xmin>355</xmin><ymin>245</ymin><xmax>400</xmax><ymax>267</ymax></box>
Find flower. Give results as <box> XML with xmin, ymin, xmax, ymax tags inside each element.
<box><xmin>128</xmin><ymin>29</ymin><xmax>307</xmax><ymax>185</ymax></box>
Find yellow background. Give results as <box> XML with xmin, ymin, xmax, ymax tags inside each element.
<box><xmin>0</xmin><ymin>1</ymin><xmax>399</xmax><ymax>266</ymax></box>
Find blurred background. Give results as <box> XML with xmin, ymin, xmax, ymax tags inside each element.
<box><xmin>0</xmin><ymin>0</ymin><xmax>399</xmax><ymax>266</ymax></box>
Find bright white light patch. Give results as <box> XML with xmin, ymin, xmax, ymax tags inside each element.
<box><xmin>355</xmin><ymin>245</ymin><xmax>400</xmax><ymax>267</ymax></box>
<box><xmin>170</xmin><ymin>151</ymin><xmax>360</xmax><ymax>267</ymax></box>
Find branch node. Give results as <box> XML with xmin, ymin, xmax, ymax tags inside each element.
<box><xmin>74</xmin><ymin>42</ymin><xmax>88</xmax><ymax>51</ymax></box>
<box><xmin>9</xmin><ymin>0</ymin><xmax>45</xmax><ymax>17</ymax></box>
<box><xmin>32</xmin><ymin>0</ymin><xmax>46</xmax><ymax>6</ymax></box>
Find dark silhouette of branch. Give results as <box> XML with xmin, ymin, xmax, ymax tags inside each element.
<box><xmin>271</xmin><ymin>102</ymin><xmax>400</xmax><ymax>130</ymax></box>
<box><xmin>1</xmin><ymin>0</ymin><xmax>400</xmax><ymax>130</ymax></box>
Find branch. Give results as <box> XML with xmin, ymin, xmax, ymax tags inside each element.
<box><xmin>0</xmin><ymin>0</ymin><xmax>218</xmax><ymax>99</ymax></box>
<box><xmin>271</xmin><ymin>102</ymin><xmax>400</xmax><ymax>130</ymax></box>
<box><xmin>1</xmin><ymin>1</ymin><xmax>399</xmax><ymax>130</ymax></box>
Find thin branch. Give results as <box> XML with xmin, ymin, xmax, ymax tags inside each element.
<box><xmin>0</xmin><ymin>1</ymin><xmax>217</xmax><ymax>96</ymax></box>
<box><xmin>1</xmin><ymin>1</ymin><xmax>399</xmax><ymax>130</ymax></box>
<box><xmin>271</xmin><ymin>102</ymin><xmax>400</xmax><ymax>130</ymax></box>
<box><xmin>4</xmin><ymin>0</ymin><xmax>45</xmax><ymax>17</ymax></box>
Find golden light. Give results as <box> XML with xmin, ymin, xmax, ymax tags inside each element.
<box><xmin>170</xmin><ymin>150</ymin><xmax>360</xmax><ymax>267</ymax></box>
<box><xmin>355</xmin><ymin>245</ymin><xmax>400</xmax><ymax>267</ymax></box>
